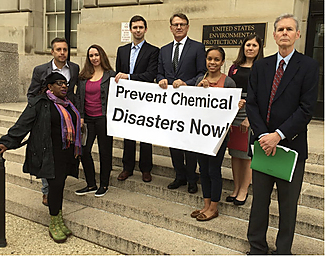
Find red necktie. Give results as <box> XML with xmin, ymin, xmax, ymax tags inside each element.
<box><xmin>266</xmin><ymin>59</ymin><xmax>285</xmax><ymax>124</ymax></box>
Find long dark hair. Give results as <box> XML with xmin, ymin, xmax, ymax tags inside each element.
<box><xmin>233</xmin><ymin>34</ymin><xmax>264</xmax><ymax>66</ymax></box>
<box><xmin>79</xmin><ymin>44</ymin><xmax>113</xmax><ymax>80</ymax></box>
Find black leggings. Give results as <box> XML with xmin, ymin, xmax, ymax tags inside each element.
<box><xmin>81</xmin><ymin>115</ymin><xmax>113</xmax><ymax>188</ymax></box>
<box><xmin>197</xmin><ymin>139</ymin><xmax>227</xmax><ymax>202</ymax></box>
<box><xmin>47</xmin><ymin>161</ymin><xmax>69</xmax><ymax>216</ymax></box>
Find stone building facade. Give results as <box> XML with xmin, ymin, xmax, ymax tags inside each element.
<box><xmin>0</xmin><ymin>0</ymin><xmax>323</xmax><ymax>117</ymax></box>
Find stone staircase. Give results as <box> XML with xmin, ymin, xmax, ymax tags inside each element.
<box><xmin>0</xmin><ymin>102</ymin><xmax>324</xmax><ymax>255</ymax></box>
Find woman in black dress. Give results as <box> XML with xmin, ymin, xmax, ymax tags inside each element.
<box><xmin>0</xmin><ymin>72</ymin><xmax>81</xmax><ymax>243</ymax></box>
<box><xmin>226</xmin><ymin>35</ymin><xmax>264</xmax><ymax>205</ymax></box>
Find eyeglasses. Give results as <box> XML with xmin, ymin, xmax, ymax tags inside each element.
<box><xmin>171</xmin><ymin>23</ymin><xmax>188</xmax><ymax>28</ymax></box>
<box><xmin>54</xmin><ymin>80</ymin><xmax>68</xmax><ymax>86</ymax></box>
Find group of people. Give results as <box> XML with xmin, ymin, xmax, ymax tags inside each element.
<box><xmin>0</xmin><ymin>12</ymin><xmax>318</xmax><ymax>256</ymax></box>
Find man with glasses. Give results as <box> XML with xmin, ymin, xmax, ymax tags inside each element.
<box><xmin>157</xmin><ymin>13</ymin><xmax>206</xmax><ymax>194</ymax></box>
<box><xmin>27</xmin><ymin>37</ymin><xmax>80</xmax><ymax>206</ymax></box>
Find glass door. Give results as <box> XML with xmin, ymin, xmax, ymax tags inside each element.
<box><xmin>305</xmin><ymin>0</ymin><xmax>324</xmax><ymax>120</ymax></box>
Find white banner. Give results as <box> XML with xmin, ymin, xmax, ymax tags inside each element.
<box><xmin>107</xmin><ymin>78</ymin><xmax>242</xmax><ymax>156</ymax></box>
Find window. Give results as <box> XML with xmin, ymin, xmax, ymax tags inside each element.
<box><xmin>45</xmin><ymin>0</ymin><xmax>82</xmax><ymax>49</ymax></box>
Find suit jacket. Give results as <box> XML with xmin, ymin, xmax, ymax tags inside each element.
<box><xmin>115</xmin><ymin>41</ymin><xmax>159</xmax><ymax>82</ymax></box>
<box><xmin>246</xmin><ymin>51</ymin><xmax>319</xmax><ymax>160</ymax></box>
<box><xmin>75</xmin><ymin>70</ymin><xmax>116</xmax><ymax>118</ymax></box>
<box><xmin>27</xmin><ymin>60</ymin><xmax>80</xmax><ymax>104</ymax></box>
<box><xmin>157</xmin><ymin>37</ymin><xmax>207</xmax><ymax>86</ymax></box>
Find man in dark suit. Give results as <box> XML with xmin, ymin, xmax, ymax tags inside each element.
<box><xmin>27</xmin><ymin>37</ymin><xmax>80</xmax><ymax>206</ymax></box>
<box><xmin>157</xmin><ymin>13</ymin><xmax>206</xmax><ymax>193</ymax></box>
<box><xmin>115</xmin><ymin>15</ymin><xmax>159</xmax><ymax>183</ymax></box>
<box><xmin>246</xmin><ymin>14</ymin><xmax>319</xmax><ymax>255</ymax></box>
<box><xmin>27</xmin><ymin>37</ymin><xmax>80</xmax><ymax>104</ymax></box>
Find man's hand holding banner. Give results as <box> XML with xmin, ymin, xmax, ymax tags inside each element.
<box><xmin>107</xmin><ymin>78</ymin><xmax>242</xmax><ymax>156</ymax></box>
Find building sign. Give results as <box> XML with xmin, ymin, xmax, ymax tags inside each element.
<box><xmin>202</xmin><ymin>23</ymin><xmax>267</xmax><ymax>47</ymax></box>
<box><xmin>121</xmin><ymin>22</ymin><xmax>131</xmax><ymax>42</ymax></box>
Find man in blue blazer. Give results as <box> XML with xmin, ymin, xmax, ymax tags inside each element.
<box><xmin>27</xmin><ymin>37</ymin><xmax>80</xmax><ymax>207</ymax></box>
<box><xmin>246</xmin><ymin>14</ymin><xmax>319</xmax><ymax>255</ymax></box>
<box><xmin>115</xmin><ymin>15</ymin><xmax>159</xmax><ymax>183</ymax></box>
<box><xmin>157</xmin><ymin>13</ymin><xmax>206</xmax><ymax>193</ymax></box>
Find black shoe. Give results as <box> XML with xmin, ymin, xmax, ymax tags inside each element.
<box><xmin>246</xmin><ymin>251</ymin><xmax>267</xmax><ymax>255</ymax></box>
<box><xmin>188</xmin><ymin>182</ymin><xmax>198</xmax><ymax>194</ymax></box>
<box><xmin>167</xmin><ymin>179</ymin><xmax>187</xmax><ymax>189</ymax></box>
<box><xmin>234</xmin><ymin>193</ymin><xmax>248</xmax><ymax>205</ymax></box>
<box><xmin>226</xmin><ymin>195</ymin><xmax>236</xmax><ymax>202</ymax></box>
<box><xmin>95</xmin><ymin>187</ymin><xmax>108</xmax><ymax>197</ymax></box>
<box><xmin>75</xmin><ymin>186</ymin><xmax>98</xmax><ymax>196</ymax></box>
<box><xmin>270</xmin><ymin>250</ymin><xmax>288</xmax><ymax>255</ymax></box>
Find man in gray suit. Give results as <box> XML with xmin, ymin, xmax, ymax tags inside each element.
<box><xmin>157</xmin><ymin>13</ymin><xmax>206</xmax><ymax>194</ymax></box>
<box><xmin>27</xmin><ymin>37</ymin><xmax>80</xmax><ymax>206</ymax></box>
<box><xmin>27</xmin><ymin>37</ymin><xmax>79</xmax><ymax>104</ymax></box>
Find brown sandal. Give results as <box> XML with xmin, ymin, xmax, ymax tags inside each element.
<box><xmin>196</xmin><ymin>210</ymin><xmax>219</xmax><ymax>221</ymax></box>
<box><xmin>190</xmin><ymin>210</ymin><xmax>202</xmax><ymax>218</ymax></box>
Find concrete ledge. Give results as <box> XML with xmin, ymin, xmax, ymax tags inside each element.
<box><xmin>5</xmin><ymin>160</ymin><xmax>325</xmax><ymax>243</ymax></box>
<box><xmin>0</xmin><ymin>42</ymin><xmax>18</xmax><ymax>53</ymax></box>
<box><xmin>3</xmin><ymin>142</ymin><xmax>324</xmax><ymax>211</ymax></box>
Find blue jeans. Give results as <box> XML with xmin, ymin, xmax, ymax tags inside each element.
<box><xmin>41</xmin><ymin>178</ymin><xmax>49</xmax><ymax>195</ymax></box>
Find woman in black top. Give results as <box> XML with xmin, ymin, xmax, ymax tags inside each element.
<box><xmin>227</xmin><ymin>35</ymin><xmax>264</xmax><ymax>205</ymax></box>
<box><xmin>0</xmin><ymin>72</ymin><xmax>81</xmax><ymax>243</ymax></box>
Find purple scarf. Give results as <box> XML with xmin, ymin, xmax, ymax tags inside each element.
<box><xmin>46</xmin><ymin>90</ymin><xmax>82</xmax><ymax>157</ymax></box>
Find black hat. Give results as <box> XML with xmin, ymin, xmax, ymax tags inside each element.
<box><xmin>45</xmin><ymin>72</ymin><xmax>67</xmax><ymax>86</ymax></box>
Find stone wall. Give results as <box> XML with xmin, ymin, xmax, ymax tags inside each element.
<box><xmin>0</xmin><ymin>0</ymin><xmax>312</xmax><ymax>99</ymax></box>
<box><xmin>77</xmin><ymin>0</ymin><xmax>310</xmax><ymax>71</ymax></box>
<box><xmin>0</xmin><ymin>0</ymin><xmax>43</xmax><ymax>54</ymax></box>
<box><xmin>0</xmin><ymin>42</ymin><xmax>19</xmax><ymax>103</ymax></box>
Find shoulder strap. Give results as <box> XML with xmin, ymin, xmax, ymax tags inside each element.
<box><xmin>228</xmin><ymin>65</ymin><xmax>236</xmax><ymax>77</ymax></box>
<box><xmin>216</xmin><ymin>74</ymin><xmax>227</xmax><ymax>88</ymax></box>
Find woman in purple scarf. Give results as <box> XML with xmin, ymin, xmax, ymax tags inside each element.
<box><xmin>0</xmin><ymin>72</ymin><xmax>81</xmax><ymax>243</ymax></box>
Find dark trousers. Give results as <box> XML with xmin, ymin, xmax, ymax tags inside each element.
<box><xmin>47</xmin><ymin>162</ymin><xmax>68</xmax><ymax>216</ymax></box>
<box><xmin>247</xmin><ymin>160</ymin><xmax>305</xmax><ymax>255</ymax></box>
<box><xmin>81</xmin><ymin>115</ymin><xmax>113</xmax><ymax>188</ymax></box>
<box><xmin>197</xmin><ymin>139</ymin><xmax>227</xmax><ymax>202</ymax></box>
<box><xmin>170</xmin><ymin>148</ymin><xmax>198</xmax><ymax>183</ymax></box>
<box><xmin>122</xmin><ymin>139</ymin><xmax>153</xmax><ymax>174</ymax></box>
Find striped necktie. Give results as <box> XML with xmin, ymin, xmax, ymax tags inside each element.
<box><xmin>266</xmin><ymin>59</ymin><xmax>285</xmax><ymax>124</ymax></box>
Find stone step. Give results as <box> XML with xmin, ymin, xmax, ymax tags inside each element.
<box><xmin>5</xmin><ymin>160</ymin><xmax>325</xmax><ymax>244</ymax></box>
<box><xmin>3</xmin><ymin>145</ymin><xmax>324</xmax><ymax>211</ymax></box>
<box><xmin>0</xmin><ymin>103</ymin><xmax>24</xmax><ymax>118</ymax></box>
<box><xmin>0</xmin><ymin>123</ymin><xmax>323</xmax><ymax>187</ymax></box>
<box><xmin>0</xmin><ymin>110</ymin><xmax>323</xmax><ymax>188</ymax></box>
<box><xmin>0</xmin><ymin>102</ymin><xmax>323</xmax><ymax>253</ymax></box>
<box><xmin>5</xmin><ymin>182</ymin><xmax>240</xmax><ymax>255</ymax></box>
<box><xmin>0</xmin><ymin>105</ymin><xmax>323</xmax><ymax>168</ymax></box>
<box><xmin>106</xmin><ymin>137</ymin><xmax>325</xmax><ymax>187</ymax></box>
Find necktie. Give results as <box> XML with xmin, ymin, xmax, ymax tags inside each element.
<box><xmin>129</xmin><ymin>45</ymin><xmax>137</xmax><ymax>75</ymax></box>
<box><xmin>266</xmin><ymin>59</ymin><xmax>285</xmax><ymax>124</ymax></box>
<box><xmin>172</xmin><ymin>43</ymin><xmax>181</xmax><ymax>71</ymax></box>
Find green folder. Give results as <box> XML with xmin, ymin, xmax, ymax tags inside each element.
<box><xmin>250</xmin><ymin>141</ymin><xmax>298</xmax><ymax>182</ymax></box>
